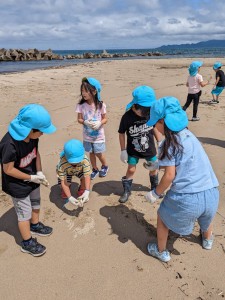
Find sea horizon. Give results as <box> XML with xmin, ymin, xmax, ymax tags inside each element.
<box><xmin>1</xmin><ymin>47</ymin><xmax>225</xmax><ymax>74</ymax></box>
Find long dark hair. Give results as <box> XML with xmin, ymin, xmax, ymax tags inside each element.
<box><xmin>79</xmin><ymin>80</ymin><xmax>103</xmax><ymax>110</ymax></box>
<box><xmin>159</xmin><ymin>122</ymin><xmax>184</xmax><ymax>160</ymax></box>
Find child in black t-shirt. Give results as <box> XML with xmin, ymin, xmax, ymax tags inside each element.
<box><xmin>118</xmin><ymin>86</ymin><xmax>162</xmax><ymax>203</ymax></box>
<box><xmin>210</xmin><ymin>62</ymin><xmax>225</xmax><ymax>104</ymax></box>
<box><xmin>0</xmin><ymin>104</ymin><xmax>56</xmax><ymax>257</ymax></box>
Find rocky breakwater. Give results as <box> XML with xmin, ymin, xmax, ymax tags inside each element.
<box><xmin>0</xmin><ymin>48</ymin><xmax>63</xmax><ymax>61</ymax></box>
<box><xmin>64</xmin><ymin>49</ymin><xmax>164</xmax><ymax>59</ymax></box>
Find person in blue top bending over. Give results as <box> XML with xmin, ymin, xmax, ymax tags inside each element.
<box><xmin>145</xmin><ymin>96</ymin><xmax>219</xmax><ymax>263</ymax></box>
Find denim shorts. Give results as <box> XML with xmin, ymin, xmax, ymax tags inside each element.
<box><xmin>12</xmin><ymin>187</ymin><xmax>41</xmax><ymax>221</ymax></box>
<box><xmin>158</xmin><ymin>187</ymin><xmax>219</xmax><ymax>235</ymax></box>
<box><xmin>128</xmin><ymin>155</ymin><xmax>157</xmax><ymax>165</ymax></box>
<box><xmin>211</xmin><ymin>86</ymin><xmax>224</xmax><ymax>96</ymax></box>
<box><xmin>83</xmin><ymin>141</ymin><xmax>106</xmax><ymax>153</ymax></box>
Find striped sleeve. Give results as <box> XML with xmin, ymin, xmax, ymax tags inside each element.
<box><xmin>82</xmin><ymin>155</ymin><xmax>92</xmax><ymax>176</ymax></box>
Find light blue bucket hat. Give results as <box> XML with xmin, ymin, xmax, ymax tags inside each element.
<box><xmin>61</xmin><ymin>139</ymin><xmax>85</xmax><ymax>163</ymax></box>
<box><xmin>188</xmin><ymin>61</ymin><xmax>203</xmax><ymax>76</ymax></box>
<box><xmin>147</xmin><ymin>96</ymin><xmax>188</xmax><ymax>132</ymax></box>
<box><xmin>213</xmin><ymin>62</ymin><xmax>222</xmax><ymax>70</ymax></box>
<box><xmin>8</xmin><ymin>104</ymin><xmax>56</xmax><ymax>141</ymax></box>
<box><xmin>83</xmin><ymin>77</ymin><xmax>102</xmax><ymax>100</ymax></box>
<box><xmin>126</xmin><ymin>86</ymin><xmax>156</xmax><ymax>110</ymax></box>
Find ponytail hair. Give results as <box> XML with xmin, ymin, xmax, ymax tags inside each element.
<box><xmin>159</xmin><ymin>123</ymin><xmax>184</xmax><ymax>160</ymax></box>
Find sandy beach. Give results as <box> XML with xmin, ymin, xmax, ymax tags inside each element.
<box><xmin>0</xmin><ymin>58</ymin><xmax>225</xmax><ymax>299</ymax></box>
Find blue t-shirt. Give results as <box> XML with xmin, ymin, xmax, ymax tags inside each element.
<box><xmin>159</xmin><ymin>129</ymin><xmax>219</xmax><ymax>193</ymax></box>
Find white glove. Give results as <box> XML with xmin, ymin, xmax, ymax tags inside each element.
<box><xmin>77</xmin><ymin>190</ymin><xmax>90</xmax><ymax>204</ymax></box>
<box><xmin>143</xmin><ymin>160</ymin><xmax>159</xmax><ymax>171</ymax></box>
<box><xmin>68</xmin><ymin>196</ymin><xmax>83</xmax><ymax>207</ymax></box>
<box><xmin>145</xmin><ymin>189</ymin><xmax>160</xmax><ymax>204</ymax></box>
<box><xmin>90</xmin><ymin>120</ymin><xmax>102</xmax><ymax>130</ymax></box>
<box><xmin>29</xmin><ymin>174</ymin><xmax>45</xmax><ymax>184</ymax></box>
<box><xmin>37</xmin><ymin>171</ymin><xmax>46</xmax><ymax>179</ymax></box>
<box><xmin>120</xmin><ymin>150</ymin><xmax>128</xmax><ymax>163</ymax></box>
<box><xmin>84</xmin><ymin>120</ymin><xmax>92</xmax><ymax>128</ymax></box>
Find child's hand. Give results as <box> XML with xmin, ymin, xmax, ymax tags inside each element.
<box><xmin>145</xmin><ymin>189</ymin><xmax>159</xmax><ymax>204</ymax></box>
<box><xmin>90</xmin><ymin>120</ymin><xmax>101</xmax><ymax>130</ymax></box>
<box><xmin>84</xmin><ymin>120</ymin><xmax>92</xmax><ymax>128</ymax></box>
<box><xmin>120</xmin><ymin>150</ymin><xmax>128</xmax><ymax>163</ymax></box>
<box><xmin>68</xmin><ymin>196</ymin><xmax>83</xmax><ymax>207</ymax></box>
<box><xmin>143</xmin><ymin>160</ymin><xmax>159</xmax><ymax>171</ymax></box>
<box><xmin>77</xmin><ymin>190</ymin><xmax>90</xmax><ymax>204</ymax></box>
<box><xmin>28</xmin><ymin>174</ymin><xmax>46</xmax><ymax>184</ymax></box>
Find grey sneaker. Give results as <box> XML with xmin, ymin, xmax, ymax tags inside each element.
<box><xmin>192</xmin><ymin>116</ymin><xmax>200</xmax><ymax>121</ymax></box>
<box><xmin>202</xmin><ymin>234</ymin><xmax>214</xmax><ymax>250</ymax></box>
<box><xmin>30</xmin><ymin>222</ymin><xmax>53</xmax><ymax>236</ymax></box>
<box><xmin>21</xmin><ymin>238</ymin><xmax>46</xmax><ymax>257</ymax></box>
<box><xmin>147</xmin><ymin>242</ymin><xmax>171</xmax><ymax>262</ymax></box>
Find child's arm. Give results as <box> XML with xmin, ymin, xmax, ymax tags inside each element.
<box><xmin>200</xmin><ymin>79</ymin><xmax>210</xmax><ymax>87</ymax></box>
<box><xmin>77</xmin><ymin>112</ymin><xmax>84</xmax><ymax>125</ymax></box>
<box><xmin>119</xmin><ymin>133</ymin><xmax>126</xmax><ymax>150</ymax></box>
<box><xmin>145</xmin><ymin>165</ymin><xmax>175</xmax><ymax>203</ymax></box>
<box><xmin>101</xmin><ymin>113</ymin><xmax>107</xmax><ymax>125</ymax></box>
<box><xmin>153</xmin><ymin>127</ymin><xmax>162</xmax><ymax>143</ymax></box>
<box><xmin>3</xmin><ymin>161</ymin><xmax>31</xmax><ymax>180</ymax></box>
<box><xmin>155</xmin><ymin>165</ymin><xmax>175</xmax><ymax>195</ymax></box>
<box><xmin>61</xmin><ymin>179</ymin><xmax>72</xmax><ymax>198</ymax></box>
<box><xmin>119</xmin><ymin>133</ymin><xmax>128</xmax><ymax>163</ymax></box>
<box><xmin>3</xmin><ymin>161</ymin><xmax>44</xmax><ymax>183</ymax></box>
<box><xmin>84</xmin><ymin>175</ymin><xmax>91</xmax><ymax>191</ymax></box>
<box><xmin>36</xmin><ymin>150</ymin><xmax>42</xmax><ymax>172</ymax></box>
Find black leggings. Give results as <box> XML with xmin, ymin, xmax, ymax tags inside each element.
<box><xmin>183</xmin><ymin>91</ymin><xmax>201</xmax><ymax>118</ymax></box>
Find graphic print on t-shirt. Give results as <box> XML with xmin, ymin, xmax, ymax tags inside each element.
<box><xmin>130</xmin><ymin>123</ymin><xmax>150</xmax><ymax>152</ymax></box>
<box><xmin>19</xmin><ymin>147</ymin><xmax>37</xmax><ymax>168</ymax></box>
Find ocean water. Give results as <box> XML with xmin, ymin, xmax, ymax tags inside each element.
<box><xmin>1</xmin><ymin>47</ymin><xmax>225</xmax><ymax>74</ymax></box>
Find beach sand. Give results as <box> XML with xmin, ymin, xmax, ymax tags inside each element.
<box><xmin>0</xmin><ymin>58</ymin><xmax>225</xmax><ymax>299</ymax></box>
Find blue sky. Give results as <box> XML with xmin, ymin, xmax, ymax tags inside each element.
<box><xmin>0</xmin><ymin>0</ymin><xmax>225</xmax><ymax>50</ymax></box>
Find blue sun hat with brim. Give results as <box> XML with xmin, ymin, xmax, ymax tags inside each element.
<box><xmin>213</xmin><ymin>62</ymin><xmax>222</xmax><ymax>70</ymax></box>
<box><xmin>126</xmin><ymin>86</ymin><xmax>156</xmax><ymax>110</ymax></box>
<box><xmin>188</xmin><ymin>61</ymin><xmax>203</xmax><ymax>76</ymax></box>
<box><xmin>84</xmin><ymin>77</ymin><xmax>102</xmax><ymax>100</ymax></box>
<box><xmin>8</xmin><ymin>104</ymin><xmax>56</xmax><ymax>141</ymax></box>
<box><xmin>61</xmin><ymin>139</ymin><xmax>85</xmax><ymax>163</ymax></box>
<box><xmin>147</xmin><ymin>96</ymin><xmax>188</xmax><ymax>132</ymax></box>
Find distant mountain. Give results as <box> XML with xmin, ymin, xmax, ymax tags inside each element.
<box><xmin>156</xmin><ymin>40</ymin><xmax>225</xmax><ymax>50</ymax></box>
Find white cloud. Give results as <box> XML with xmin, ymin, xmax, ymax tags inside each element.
<box><xmin>0</xmin><ymin>0</ymin><xmax>225</xmax><ymax>49</ymax></box>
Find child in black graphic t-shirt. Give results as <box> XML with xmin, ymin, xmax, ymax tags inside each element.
<box><xmin>118</xmin><ymin>86</ymin><xmax>162</xmax><ymax>203</ymax></box>
<box><xmin>0</xmin><ymin>104</ymin><xmax>56</xmax><ymax>257</ymax></box>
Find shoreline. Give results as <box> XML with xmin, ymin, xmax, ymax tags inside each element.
<box><xmin>0</xmin><ymin>55</ymin><xmax>223</xmax><ymax>75</ymax></box>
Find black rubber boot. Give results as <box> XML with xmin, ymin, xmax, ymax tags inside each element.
<box><xmin>150</xmin><ymin>174</ymin><xmax>159</xmax><ymax>190</ymax></box>
<box><xmin>119</xmin><ymin>176</ymin><xmax>133</xmax><ymax>203</ymax></box>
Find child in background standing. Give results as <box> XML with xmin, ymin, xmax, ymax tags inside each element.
<box><xmin>56</xmin><ymin>139</ymin><xmax>91</xmax><ymax>207</ymax></box>
<box><xmin>210</xmin><ymin>62</ymin><xmax>225</xmax><ymax>104</ymax></box>
<box><xmin>183</xmin><ymin>61</ymin><xmax>209</xmax><ymax>121</ymax></box>
<box><xmin>76</xmin><ymin>77</ymin><xmax>109</xmax><ymax>180</ymax></box>
<box><xmin>118</xmin><ymin>86</ymin><xmax>162</xmax><ymax>203</ymax></box>
<box><xmin>0</xmin><ymin>104</ymin><xmax>56</xmax><ymax>256</ymax></box>
<box><xmin>145</xmin><ymin>97</ymin><xmax>219</xmax><ymax>263</ymax></box>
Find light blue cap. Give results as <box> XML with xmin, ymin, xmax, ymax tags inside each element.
<box><xmin>188</xmin><ymin>61</ymin><xmax>203</xmax><ymax>76</ymax></box>
<box><xmin>126</xmin><ymin>86</ymin><xmax>156</xmax><ymax>110</ymax></box>
<box><xmin>147</xmin><ymin>96</ymin><xmax>188</xmax><ymax>132</ymax></box>
<box><xmin>86</xmin><ymin>77</ymin><xmax>102</xmax><ymax>100</ymax></box>
<box><xmin>61</xmin><ymin>139</ymin><xmax>85</xmax><ymax>163</ymax></box>
<box><xmin>8</xmin><ymin>104</ymin><xmax>56</xmax><ymax>141</ymax></box>
<box><xmin>213</xmin><ymin>62</ymin><xmax>222</xmax><ymax>70</ymax></box>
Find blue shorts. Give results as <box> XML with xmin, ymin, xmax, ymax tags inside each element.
<box><xmin>158</xmin><ymin>187</ymin><xmax>219</xmax><ymax>235</ymax></box>
<box><xmin>128</xmin><ymin>155</ymin><xmax>157</xmax><ymax>165</ymax></box>
<box><xmin>83</xmin><ymin>141</ymin><xmax>106</xmax><ymax>153</ymax></box>
<box><xmin>211</xmin><ymin>86</ymin><xmax>224</xmax><ymax>96</ymax></box>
